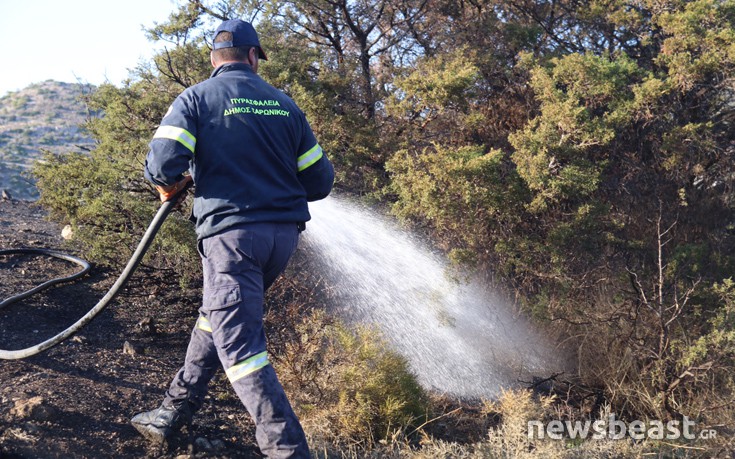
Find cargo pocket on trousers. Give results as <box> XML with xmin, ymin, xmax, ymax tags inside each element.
<box><xmin>204</xmin><ymin>283</ymin><xmax>242</xmax><ymax>311</ymax></box>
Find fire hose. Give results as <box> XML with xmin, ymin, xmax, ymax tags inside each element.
<box><xmin>0</xmin><ymin>186</ymin><xmax>190</xmax><ymax>360</ymax></box>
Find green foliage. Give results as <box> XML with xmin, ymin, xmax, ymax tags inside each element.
<box><xmin>33</xmin><ymin>78</ymin><xmax>199</xmax><ymax>279</ymax></box>
<box><xmin>658</xmin><ymin>122</ymin><xmax>718</xmax><ymax>186</ymax></box>
<box><xmin>679</xmin><ymin>280</ymin><xmax>735</xmax><ymax>370</ymax></box>
<box><xmin>510</xmin><ymin>52</ymin><xmax>640</xmax><ymax>212</ymax></box>
<box><xmin>387</xmin><ymin>50</ymin><xmax>482</xmax><ymax>132</ymax></box>
<box><xmin>28</xmin><ymin>11</ymin><xmax>212</xmax><ymax>277</ymax></box>
<box><xmin>276</xmin><ymin>309</ymin><xmax>427</xmax><ymax>448</ymax></box>
<box><xmin>34</xmin><ymin>151</ymin><xmax>94</xmax><ymax>222</ymax></box>
<box><xmin>300</xmin><ymin>67</ymin><xmax>384</xmax><ymax>195</ymax></box>
<box><xmin>387</xmin><ymin>144</ymin><xmax>526</xmax><ymax>264</ymax></box>
<box><xmin>330</xmin><ymin>325</ymin><xmax>426</xmax><ymax>441</ymax></box>
<box><xmin>656</xmin><ymin>0</ymin><xmax>735</xmax><ymax>91</ymax></box>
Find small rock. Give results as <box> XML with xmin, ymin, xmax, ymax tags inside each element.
<box><xmin>134</xmin><ymin>317</ymin><xmax>157</xmax><ymax>335</ymax></box>
<box><xmin>122</xmin><ymin>341</ymin><xmax>144</xmax><ymax>356</ymax></box>
<box><xmin>1</xmin><ymin>189</ymin><xmax>11</xmax><ymax>201</ymax></box>
<box><xmin>10</xmin><ymin>396</ymin><xmax>57</xmax><ymax>422</ymax></box>
<box><xmin>71</xmin><ymin>335</ymin><xmax>88</xmax><ymax>345</ymax></box>
<box><xmin>61</xmin><ymin>225</ymin><xmax>73</xmax><ymax>240</ymax></box>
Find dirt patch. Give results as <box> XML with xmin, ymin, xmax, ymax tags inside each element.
<box><xmin>0</xmin><ymin>199</ymin><xmax>261</xmax><ymax>458</ymax></box>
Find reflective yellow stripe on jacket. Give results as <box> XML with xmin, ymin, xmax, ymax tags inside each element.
<box><xmin>226</xmin><ymin>351</ymin><xmax>270</xmax><ymax>382</ymax></box>
<box><xmin>153</xmin><ymin>125</ymin><xmax>197</xmax><ymax>154</ymax></box>
<box><xmin>297</xmin><ymin>144</ymin><xmax>323</xmax><ymax>172</ymax></box>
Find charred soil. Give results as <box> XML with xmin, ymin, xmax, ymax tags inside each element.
<box><xmin>0</xmin><ymin>199</ymin><xmax>262</xmax><ymax>458</ymax></box>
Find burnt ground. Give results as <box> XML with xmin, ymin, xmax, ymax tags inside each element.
<box><xmin>0</xmin><ymin>199</ymin><xmax>262</xmax><ymax>458</ymax></box>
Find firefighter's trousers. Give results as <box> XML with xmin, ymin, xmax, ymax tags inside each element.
<box><xmin>163</xmin><ymin>222</ymin><xmax>309</xmax><ymax>458</ymax></box>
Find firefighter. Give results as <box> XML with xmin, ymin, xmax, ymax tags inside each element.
<box><xmin>131</xmin><ymin>18</ymin><xmax>334</xmax><ymax>458</ymax></box>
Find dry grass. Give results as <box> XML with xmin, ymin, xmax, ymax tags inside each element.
<box><xmin>304</xmin><ymin>387</ymin><xmax>729</xmax><ymax>458</ymax></box>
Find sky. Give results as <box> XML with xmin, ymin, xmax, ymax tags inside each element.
<box><xmin>0</xmin><ymin>0</ymin><xmax>180</xmax><ymax>97</ymax></box>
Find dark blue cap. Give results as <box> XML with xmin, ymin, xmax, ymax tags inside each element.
<box><xmin>212</xmin><ymin>19</ymin><xmax>267</xmax><ymax>60</ymax></box>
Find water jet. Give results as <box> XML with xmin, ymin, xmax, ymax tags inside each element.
<box><xmin>303</xmin><ymin>195</ymin><xmax>571</xmax><ymax>399</ymax></box>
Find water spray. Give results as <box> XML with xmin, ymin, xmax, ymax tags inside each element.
<box><xmin>303</xmin><ymin>195</ymin><xmax>571</xmax><ymax>398</ymax></box>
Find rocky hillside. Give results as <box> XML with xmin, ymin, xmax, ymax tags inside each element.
<box><xmin>0</xmin><ymin>81</ymin><xmax>96</xmax><ymax>200</ymax></box>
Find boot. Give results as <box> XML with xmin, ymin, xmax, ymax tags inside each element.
<box><xmin>131</xmin><ymin>400</ymin><xmax>194</xmax><ymax>445</ymax></box>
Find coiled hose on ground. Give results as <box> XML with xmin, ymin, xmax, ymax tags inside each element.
<box><xmin>0</xmin><ymin>193</ymin><xmax>185</xmax><ymax>360</ymax></box>
<box><xmin>0</xmin><ymin>248</ymin><xmax>91</xmax><ymax>309</ymax></box>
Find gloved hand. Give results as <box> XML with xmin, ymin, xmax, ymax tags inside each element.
<box><xmin>155</xmin><ymin>175</ymin><xmax>193</xmax><ymax>203</ymax></box>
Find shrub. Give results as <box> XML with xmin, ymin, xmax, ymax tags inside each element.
<box><xmin>32</xmin><ymin>79</ymin><xmax>201</xmax><ymax>284</ymax></box>
<box><xmin>277</xmin><ymin>308</ymin><xmax>427</xmax><ymax>448</ymax></box>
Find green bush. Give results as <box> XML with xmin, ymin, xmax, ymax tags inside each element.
<box><xmin>386</xmin><ymin>144</ymin><xmax>527</xmax><ymax>269</ymax></box>
<box><xmin>270</xmin><ymin>304</ymin><xmax>427</xmax><ymax>448</ymax></box>
<box><xmin>32</xmin><ymin>79</ymin><xmax>201</xmax><ymax>282</ymax></box>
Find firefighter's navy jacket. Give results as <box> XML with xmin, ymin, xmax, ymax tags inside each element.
<box><xmin>145</xmin><ymin>62</ymin><xmax>334</xmax><ymax>240</ymax></box>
